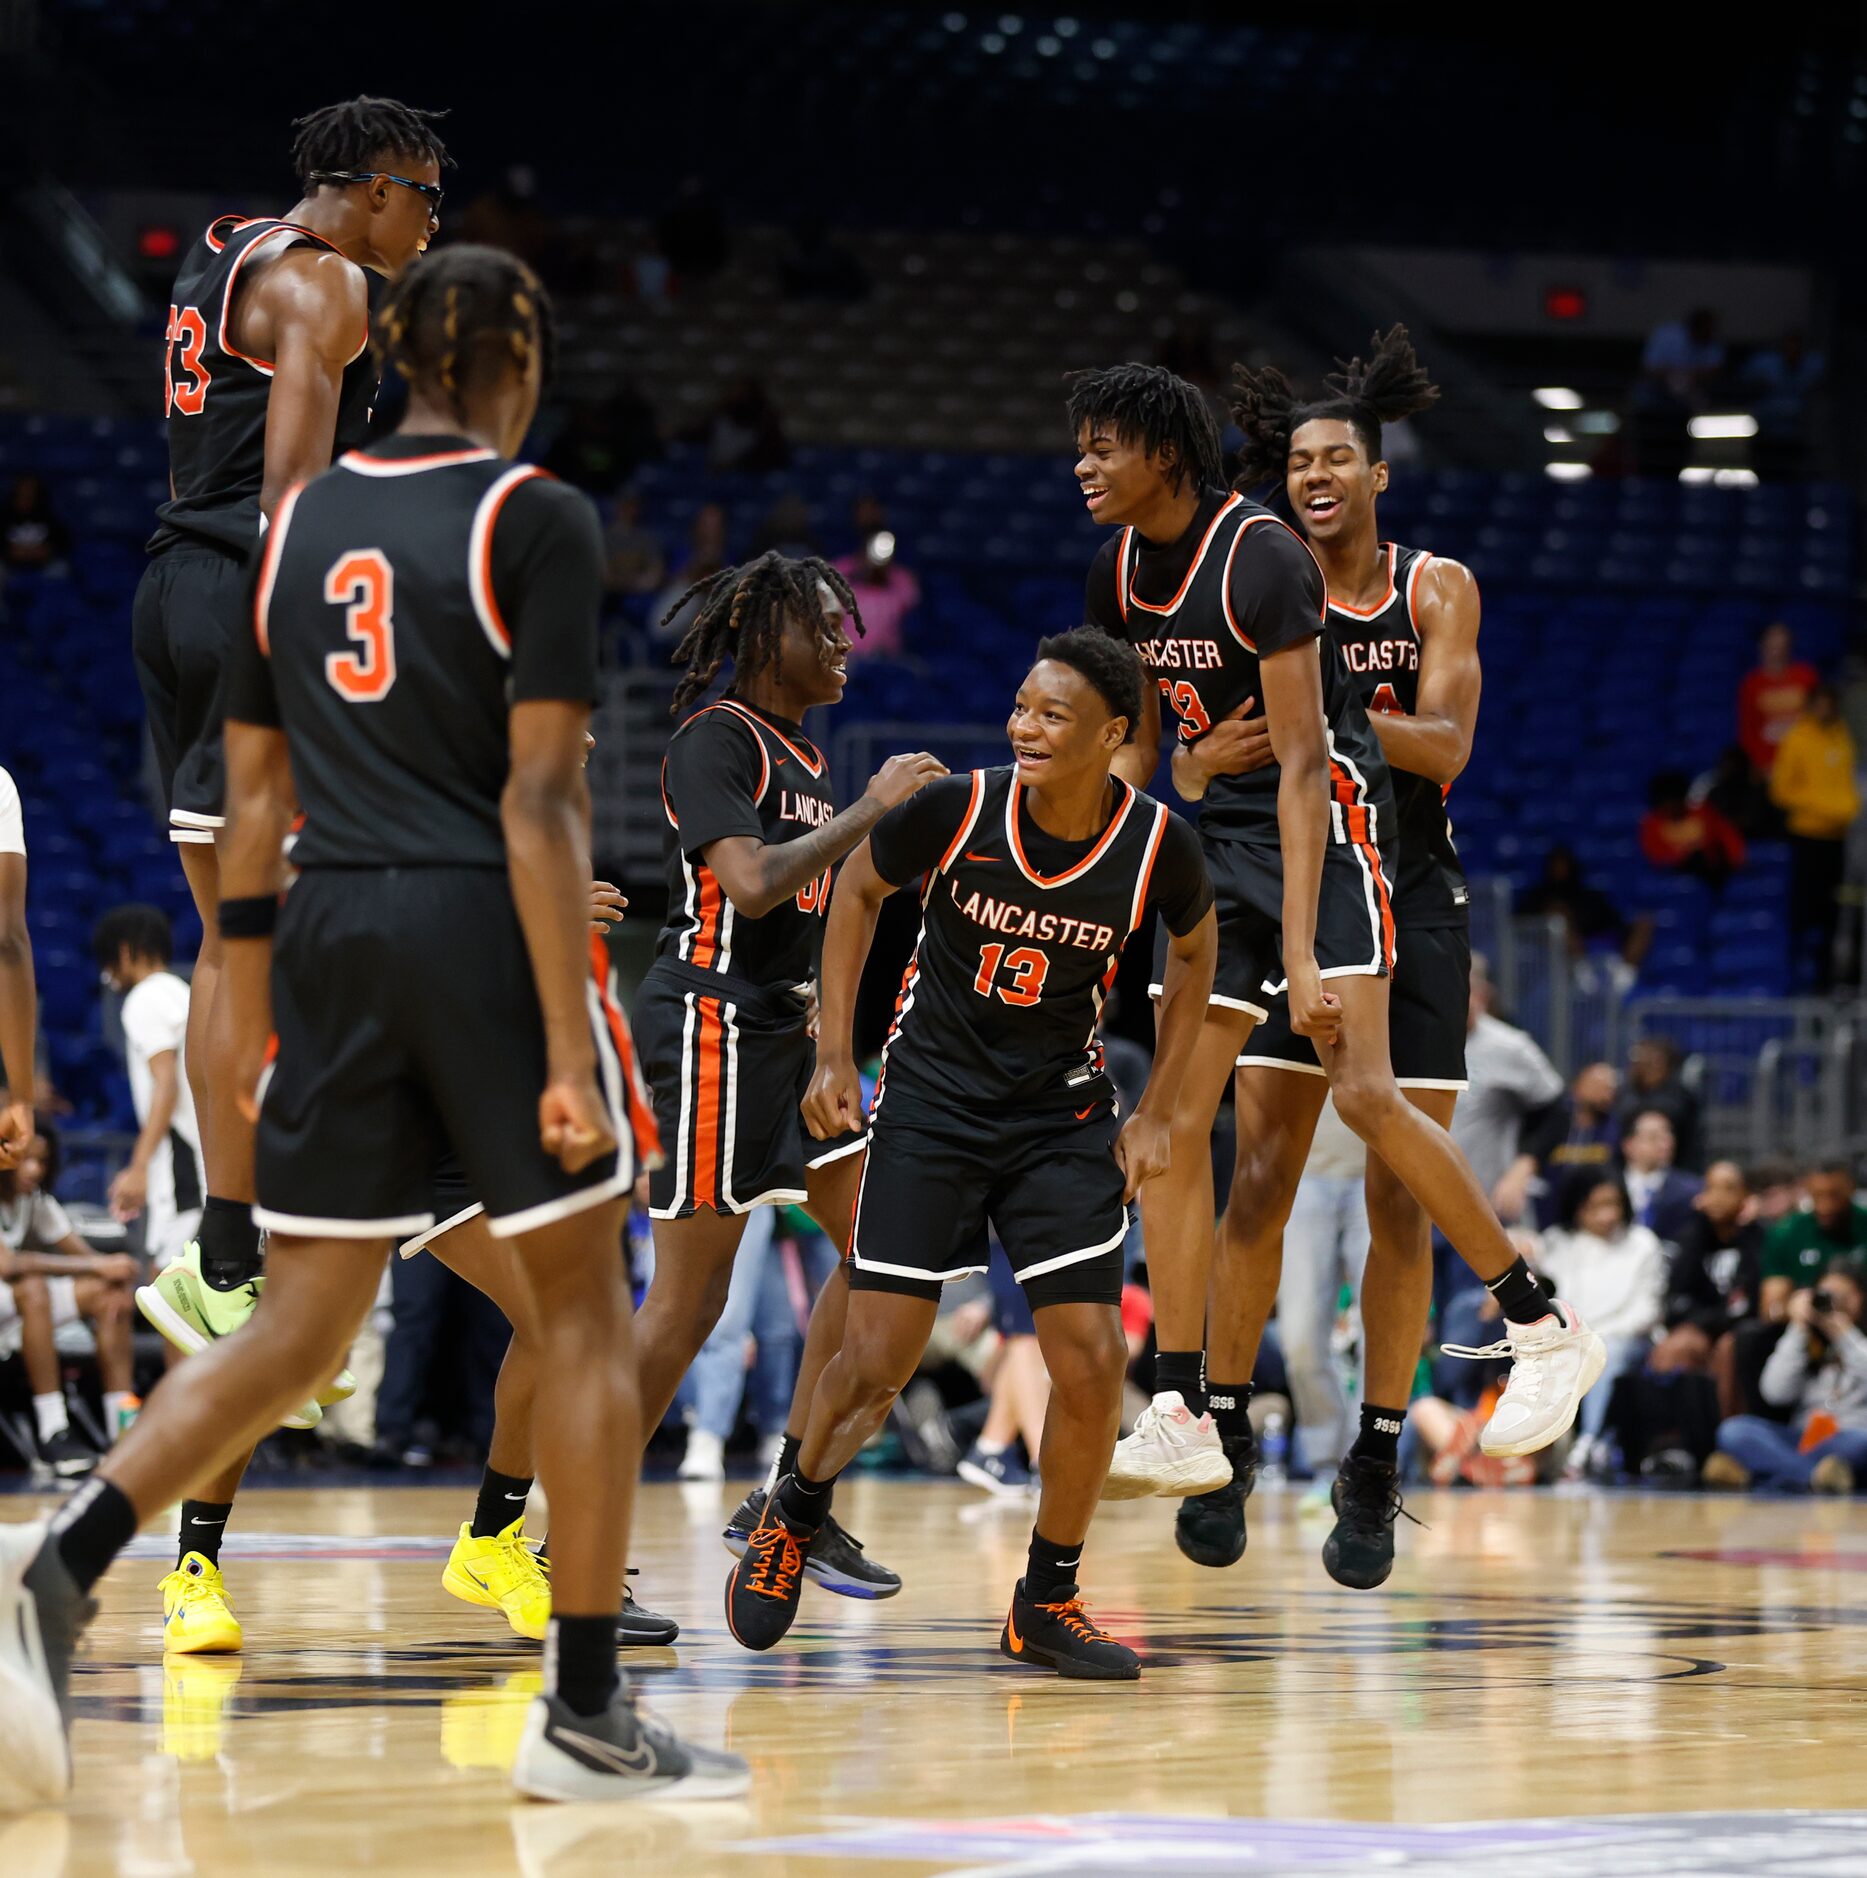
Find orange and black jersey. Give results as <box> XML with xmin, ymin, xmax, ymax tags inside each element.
<box><xmin>152</xmin><ymin>216</ymin><xmax>380</xmax><ymax>557</ymax></box>
<box><xmin>656</xmin><ymin>697</ymin><xmax>837</xmax><ymax>992</ymax></box>
<box><xmin>1328</xmin><ymin>541</ymin><xmax>1469</xmax><ymax>931</ymax></box>
<box><xmin>868</xmin><ymin>767</ymin><xmax>1210</xmax><ymax>1114</ymax></box>
<box><xmin>1085</xmin><ymin>487</ymin><xmax>1394</xmax><ymax>848</ymax></box>
<box><xmin>225</xmin><ymin>433</ymin><xmax>602</xmax><ymax>868</ymax></box>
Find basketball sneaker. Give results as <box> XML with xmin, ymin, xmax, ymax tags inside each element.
<box><xmin>999</xmin><ymin>1579</ymin><xmax>1139</xmax><ymax>1681</ymax></box>
<box><xmin>0</xmin><ymin>1517</ymin><xmax>92</xmax><ymax>1809</ymax></box>
<box><xmin>1174</xmin><ymin>1430</ymin><xmax>1258</xmax><ymax>1568</ymax></box>
<box><xmin>1102</xmin><ymin>1392</ymin><xmax>1233</xmax><ymax>1500</ymax></box>
<box><xmin>1443</xmin><ymin>1301</ymin><xmax>1608</xmax><ymax>1457</ymax></box>
<box><xmin>1321</xmin><ymin>1454</ymin><xmax>1416</xmax><ymax>1590</ymax></box>
<box><xmin>159</xmin><ymin>1552</ymin><xmax>243</xmax><ymax>1654</ymax></box>
<box><xmin>443</xmin><ymin>1518</ymin><xmax>552</xmax><ymax>1642</ymax></box>
<box><xmin>620</xmin><ymin>1572</ymin><xmax>681</xmax><ymax>1646</ymax></box>
<box><xmin>723</xmin><ymin>1495</ymin><xmax>812</xmax><ymax>1651</ymax></box>
<box><xmin>40</xmin><ymin>1427</ymin><xmax>99</xmax><ymax>1482</ymax></box>
<box><xmin>723</xmin><ymin>1486</ymin><xmax>901</xmax><ymax>1599</ymax></box>
<box><xmin>511</xmin><ymin>1683</ymin><xmax>750</xmax><ymax>1803</ymax></box>
<box><xmin>317</xmin><ymin>1369</ymin><xmax>358</xmax><ymax>1409</ymax></box>
<box><xmin>957</xmin><ymin>1444</ymin><xmax>1033</xmax><ymax>1498</ymax></box>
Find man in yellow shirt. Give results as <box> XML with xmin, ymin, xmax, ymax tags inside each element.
<box><xmin>1771</xmin><ymin>682</ymin><xmax>1860</xmax><ymax>990</ymax></box>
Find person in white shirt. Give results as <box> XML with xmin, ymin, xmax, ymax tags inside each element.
<box><xmin>92</xmin><ymin>907</ymin><xmax>203</xmax><ymax>1265</ymax></box>
<box><xmin>1451</xmin><ymin>956</ymin><xmax>1565</xmax><ymax>1224</ymax></box>
<box><xmin>0</xmin><ymin>765</ymin><xmax>36</xmax><ymax>1167</ymax></box>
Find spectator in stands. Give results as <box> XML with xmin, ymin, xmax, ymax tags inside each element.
<box><xmin>778</xmin><ymin>219</ymin><xmax>870</xmax><ymax>303</ymax></box>
<box><xmin>1525</xmin><ymin>1061</ymin><xmax>1621</xmax><ymax>1204</ymax></box>
<box><xmin>1706</xmin><ymin>1262</ymin><xmax>1867</xmax><ymax>1493</ymax></box>
<box><xmin>1451</xmin><ymin>952</ymin><xmax>1565</xmax><ymax>1229</ymax></box>
<box><xmin>1741</xmin><ymin>331</ymin><xmax>1824</xmax><ymax>481</ymax></box>
<box><xmin>1615</xmin><ymin>1035</ymin><xmax>1705</xmax><ymax>1171</ymax></box>
<box><xmin>1770</xmin><ymin>682</ymin><xmax>1860</xmax><ymax>992</ymax></box>
<box><xmin>833</xmin><ymin>525</ymin><xmax>921</xmax><ymax>662</ymax></box>
<box><xmin>1533</xmin><ymin>1169</ymin><xmax>1666</xmax><ymax>1473</ymax></box>
<box><xmin>1516</xmin><ymin>843</ymin><xmax>1652</xmax><ymax>980</ymax></box>
<box><xmin>651</xmin><ymin>503</ymin><xmax>729</xmax><ymax>642</ymax></box>
<box><xmin>692</xmin><ymin>376</ymin><xmax>789</xmax><ymax>475</ymax></box>
<box><xmin>1648</xmin><ymin>1159</ymin><xmax>1761</xmax><ymax>1417</ymax></box>
<box><xmin>0</xmin><ymin>474</ymin><xmax>71</xmax><ymax>579</ymax></box>
<box><xmin>1631</xmin><ymin>307</ymin><xmax>1724</xmax><ymax>477</ymax></box>
<box><xmin>1695</xmin><ymin>743</ymin><xmax>1775</xmax><ymax>841</ymax></box>
<box><xmin>1738</xmin><ymin>622</ymin><xmax>1818</xmax><ymax>783</ymax></box>
<box><xmin>1639</xmin><ymin>768</ymin><xmax>1745</xmax><ymax>891</ymax></box>
<box><xmin>1618</xmin><ymin>1109</ymin><xmax>1701</xmax><ymax>1245</ymax></box>
<box><xmin>1759</xmin><ymin>1161</ymin><xmax>1867</xmax><ymax>1322</ymax></box>
<box><xmin>957</xmin><ymin>1254</ymin><xmax>1048</xmax><ymax>1496</ymax></box>
<box><xmin>601</xmin><ymin>491</ymin><xmax>666</xmax><ymax>600</ymax></box>
<box><xmin>0</xmin><ymin>765</ymin><xmax>34</xmax><ymax>1169</ymax></box>
<box><xmin>1747</xmin><ymin>1155</ymin><xmax>1802</xmax><ymax>1230</ymax></box>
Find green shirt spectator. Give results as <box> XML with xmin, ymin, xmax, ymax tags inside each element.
<box><xmin>1760</xmin><ymin>1163</ymin><xmax>1867</xmax><ymax>1317</ymax></box>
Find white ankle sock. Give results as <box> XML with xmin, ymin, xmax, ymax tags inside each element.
<box><xmin>33</xmin><ymin>1391</ymin><xmax>69</xmax><ymax>1443</ymax></box>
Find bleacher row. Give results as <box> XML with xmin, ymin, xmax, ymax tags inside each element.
<box><xmin>0</xmin><ymin>412</ymin><xmax>1854</xmax><ymax>1134</ymax></box>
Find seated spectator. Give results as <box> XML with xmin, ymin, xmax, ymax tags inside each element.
<box><xmin>651</xmin><ymin>503</ymin><xmax>729</xmax><ymax>643</ymax></box>
<box><xmin>833</xmin><ymin>528</ymin><xmax>921</xmax><ymax>662</ymax></box>
<box><xmin>1619</xmin><ymin>1109</ymin><xmax>1702</xmax><ymax>1244</ymax></box>
<box><xmin>1630</xmin><ymin>307</ymin><xmax>1724</xmax><ymax>478</ymax></box>
<box><xmin>1741</xmin><ymin>331</ymin><xmax>1824</xmax><ymax>481</ymax></box>
<box><xmin>1516</xmin><ymin>844</ymin><xmax>1653</xmax><ymax>981</ymax></box>
<box><xmin>1</xmin><ymin>474</ymin><xmax>70</xmax><ymax>579</ymax></box>
<box><xmin>1759</xmin><ymin>1161</ymin><xmax>1867</xmax><ymax>1322</ymax></box>
<box><xmin>690</xmin><ymin>376</ymin><xmax>789</xmax><ymax>475</ymax></box>
<box><xmin>1770</xmin><ymin>682</ymin><xmax>1860</xmax><ymax>993</ymax></box>
<box><xmin>1747</xmin><ymin>1156</ymin><xmax>1803</xmax><ymax>1231</ymax></box>
<box><xmin>1452</xmin><ymin>953</ymin><xmax>1565</xmax><ymax>1230</ymax></box>
<box><xmin>1615</xmin><ymin>1036</ymin><xmax>1704</xmax><ymax>1172</ymax></box>
<box><xmin>1706</xmin><ymin>1263</ymin><xmax>1867</xmax><ymax>1492</ymax></box>
<box><xmin>1737</xmin><ymin>622</ymin><xmax>1817</xmax><ymax>782</ymax></box>
<box><xmin>1649</xmin><ymin>1159</ymin><xmax>1762</xmax><ymax>1416</ymax></box>
<box><xmin>1640</xmin><ymin>768</ymin><xmax>1745</xmax><ymax>890</ymax></box>
<box><xmin>601</xmin><ymin>491</ymin><xmax>666</xmax><ymax>599</ymax></box>
<box><xmin>1406</xmin><ymin>1390</ymin><xmax>1564</xmax><ymax>1489</ymax></box>
<box><xmin>1532</xmin><ymin>1170</ymin><xmax>1666</xmax><ymax>1473</ymax></box>
<box><xmin>1694</xmin><ymin>743</ymin><xmax>1776</xmax><ymax>841</ymax></box>
<box><xmin>1524</xmin><ymin>1060</ymin><xmax>1621</xmax><ymax>1208</ymax></box>
<box><xmin>957</xmin><ymin>1251</ymin><xmax>1046</xmax><ymax>1497</ymax></box>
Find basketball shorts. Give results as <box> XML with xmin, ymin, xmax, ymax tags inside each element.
<box><xmin>846</xmin><ymin>1090</ymin><xmax>1126</xmax><ymax>1309</ymax></box>
<box><xmin>131</xmin><ymin>542</ymin><xmax>248</xmax><ymax>844</ymax></box>
<box><xmin>633</xmin><ymin>961</ymin><xmax>864</xmax><ymax>1221</ymax></box>
<box><xmin>256</xmin><ymin>867</ymin><xmax>633</xmax><ymax>1242</ymax></box>
<box><xmin>1149</xmin><ymin>828</ymin><xmax>1396</xmax><ymax>1022</ymax></box>
<box><xmin>1240</xmin><ymin>923</ymin><xmax>1470</xmax><ymax>1088</ymax></box>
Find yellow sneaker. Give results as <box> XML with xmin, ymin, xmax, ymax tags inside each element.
<box><xmin>159</xmin><ymin>1552</ymin><xmax>244</xmax><ymax>1654</ymax></box>
<box><xmin>442</xmin><ymin>1517</ymin><xmax>551</xmax><ymax>1641</ymax></box>
<box><xmin>160</xmin><ymin>1655</ymin><xmax>243</xmax><ymax>1762</ymax></box>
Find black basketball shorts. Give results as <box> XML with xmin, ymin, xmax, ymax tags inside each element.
<box><xmin>1149</xmin><ymin>828</ymin><xmax>1396</xmax><ymax>1022</ymax></box>
<box><xmin>1239</xmin><ymin>923</ymin><xmax>1471</xmax><ymax>1089</ymax></box>
<box><xmin>255</xmin><ymin>867</ymin><xmax>632</xmax><ymax>1242</ymax></box>
<box><xmin>846</xmin><ymin>1090</ymin><xmax>1127</xmax><ymax>1309</ymax></box>
<box><xmin>131</xmin><ymin>542</ymin><xmax>248</xmax><ymax>844</ymax></box>
<box><xmin>633</xmin><ymin>962</ymin><xmax>864</xmax><ymax>1221</ymax></box>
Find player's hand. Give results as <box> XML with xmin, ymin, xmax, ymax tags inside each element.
<box><xmin>107</xmin><ymin>1161</ymin><xmax>148</xmax><ymax>1223</ymax></box>
<box><xmin>865</xmin><ymin>751</ymin><xmax>948</xmax><ymax>810</ymax></box>
<box><xmin>803</xmin><ymin>1056</ymin><xmax>864</xmax><ymax>1140</ymax></box>
<box><xmin>0</xmin><ymin>1100</ymin><xmax>32</xmax><ymax>1169</ymax></box>
<box><xmin>1113</xmin><ymin>1110</ymin><xmax>1171</xmax><ymax>1202</ymax></box>
<box><xmin>1287</xmin><ymin>959</ymin><xmax>1342</xmax><ymax>1046</ymax></box>
<box><xmin>1193</xmin><ymin>698</ymin><xmax>1273</xmax><ymax>779</ymax></box>
<box><xmin>539</xmin><ymin>1073</ymin><xmax>617</xmax><ymax>1175</ymax></box>
<box><xmin>589</xmin><ymin>880</ymin><xmax>627</xmax><ymax>929</ymax></box>
<box><xmin>95</xmin><ymin>1254</ymin><xmax>139</xmax><ymax>1284</ymax></box>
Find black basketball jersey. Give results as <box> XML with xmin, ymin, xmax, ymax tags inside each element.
<box><xmin>1085</xmin><ymin>487</ymin><xmax>1395</xmax><ymax>848</ymax></box>
<box><xmin>151</xmin><ymin>216</ymin><xmax>380</xmax><ymax>557</ymax></box>
<box><xmin>224</xmin><ymin>433</ymin><xmax>602</xmax><ymax>868</ymax></box>
<box><xmin>1329</xmin><ymin>541</ymin><xmax>1468</xmax><ymax>929</ymax></box>
<box><xmin>867</xmin><ymin>767</ymin><xmax>1211</xmax><ymax>1113</ymax></box>
<box><xmin>655</xmin><ymin>697</ymin><xmax>838</xmax><ymax>992</ymax></box>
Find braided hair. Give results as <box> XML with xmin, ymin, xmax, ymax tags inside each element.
<box><xmin>664</xmin><ymin>551</ymin><xmax>863</xmax><ymax>716</ymax></box>
<box><xmin>1231</xmin><ymin>324</ymin><xmax>1439</xmax><ymax>493</ymax></box>
<box><xmin>376</xmin><ymin>244</ymin><xmax>555</xmax><ymax>427</ymax></box>
<box><xmin>1064</xmin><ymin>362</ymin><xmax>1224</xmax><ymax>494</ymax></box>
<box><xmin>291</xmin><ymin>96</ymin><xmax>452</xmax><ymax>189</ymax></box>
<box><xmin>1034</xmin><ymin>629</ymin><xmax>1143</xmax><ymax>743</ymax></box>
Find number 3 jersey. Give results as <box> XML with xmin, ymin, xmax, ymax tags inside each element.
<box><xmin>224</xmin><ymin>434</ymin><xmax>603</xmax><ymax>867</ymax></box>
<box><xmin>867</xmin><ymin>767</ymin><xmax>1211</xmax><ymax>1113</ymax></box>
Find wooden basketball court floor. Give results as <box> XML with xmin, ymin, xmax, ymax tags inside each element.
<box><xmin>4</xmin><ymin>1475</ymin><xmax>1865</xmax><ymax>1876</ymax></box>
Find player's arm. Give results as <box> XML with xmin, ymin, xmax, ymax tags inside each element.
<box><xmin>106</xmin><ymin>1047</ymin><xmax>178</xmax><ymax>1223</ymax></box>
<box><xmin>0</xmin><ymin>843</ymin><xmax>34</xmax><ymax>1166</ymax></box>
<box><xmin>1366</xmin><ymin>558</ymin><xmax>1481</xmax><ymax>785</ymax></box>
<box><xmin>1116</xmin><ymin>903</ymin><xmax>1217</xmax><ymax>1199</ymax></box>
<box><xmin>800</xmin><ymin>838</ymin><xmax>894</xmax><ymax>1140</ymax></box>
<box><xmin>1260</xmin><ymin>642</ymin><xmax>1337</xmax><ymax>1045</ymax></box>
<box><xmin>256</xmin><ymin>251</ymin><xmax>369</xmax><ymax>520</ymax></box>
<box><xmin>47</xmin><ymin>1229</ymin><xmax>137</xmax><ymax>1284</ymax></box>
<box><xmin>219</xmin><ymin>720</ymin><xmax>296</xmax><ymax>1126</ymax></box>
<box><xmin>1171</xmin><ymin>696</ymin><xmax>1271</xmax><ymax>802</ymax></box>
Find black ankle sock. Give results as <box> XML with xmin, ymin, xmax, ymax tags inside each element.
<box><xmin>1154</xmin><ymin>1350</ymin><xmax>1206</xmax><ymax>1416</ymax></box>
<box><xmin>50</xmin><ymin>1476</ymin><xmax>138</xmax><ymax>1595</ymax></box>
<box><xmin>775</xmin><ymin>1467</ymin><xmax>834</xmax><ymax>1533</ymax></box>
<box><xmin>1024</xmin><ymin>1528</ymin><xmax>1083</xmax><ymax>1603</ymax></box>
<box><xmin>471</xmin><ymin>1468</ymin><xmax>534</xmax><ymax>1539</ymax></box>
<box><xmin>1350</xmin><ymin>1403</ymin><xmax>1405</xmax><ymax>1469</ymax></box>
<box><xmin>1206</xmin><ymin>1380</ymin><xmax>1254</xmax><ymax>1445</ymax></box>
<box><xmin>774</xmin><ymin>1433</ymin><xmax>802</xmax><ymax>1484</ymax></box>
<box><xmin>198</xmin><ymin>1197</ymin><xmax>263</xmax><ymax>1291</ymax></box>
<box><xmin>178</xmin><ymin>1500</ymin><xmax>233</xmax><ymax>1567</ymax></box>
<box><xmin>1486</xmin><ymin>1257</ymin><xmax>1552</xmax><ymax>1326</ymax></box>
<box><xmin>548</xmin><ymin>1613</ymin><xmax>619</xmax><ymax>1719</ymax></box>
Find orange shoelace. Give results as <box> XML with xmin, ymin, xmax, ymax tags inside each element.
<box><xmin>745</xmin><ymin>1521</ymin><xmax>805</xmax><ymax>1601</ymax></box>
<box><xmin>1037</xmin><ymin>1597</ymin><xmax>1109</xmax><ymax>1643</ymax></box>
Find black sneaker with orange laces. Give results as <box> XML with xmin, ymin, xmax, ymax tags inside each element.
<box><xmin>723</xmin><ymin>1494</ymin><xmax>813</xmax><ymax>1651</ymax></box>
<box><xmin>999</xmin><ymin>1578</ymin><xmax>1140</xmax><ymax>1681</ymax></box>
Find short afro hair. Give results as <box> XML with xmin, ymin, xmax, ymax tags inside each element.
<box><xmin>92</xmin><ymin>904</ymin><xmax>173</xmax><ymax>971</ymax></box>
<box><xmin>1033</xmin><ymin>628</ymin><xmax>1145</xmax><ymax>743</ymax></box>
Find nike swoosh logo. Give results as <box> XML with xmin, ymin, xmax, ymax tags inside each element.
<box><xmin>505</xmin><ymin>1491</ymin><xmax>528</xmax><ymax>1501</ymax></box>
<box><xmin>557</xmin><ymin>1724</ymin><xmax>659</xmax><ymax>1776</ymax></box>
<box><xmin>1074</xmin><ymin>1105</ymin><xmax>1096</xmax><ymax>1121</ymax></box>
<box><xmin>460</xmin><ymin>1565</ymin><xmax>491</xmax><ymax>1593</ymax></box>
<box><xmin>189</xmin><ymin>1517</ymin><xmax>221</xmax><ymax>1526</ymax></box>
<box><xmin>963</xmin><ymin>852</ymin><xmax>1000</xmax><ymax>864</ymax></box>
<box><xmin>1006</xmin><ymin>1604</ymin><xmax>1024</xmax><ymax>1652</ymax></box>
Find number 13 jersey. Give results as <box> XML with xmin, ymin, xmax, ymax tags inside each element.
<box><xmin>866</xmin><ymin>767</ymin><xmax>1211</xmax><ymax>1114</ymax></box>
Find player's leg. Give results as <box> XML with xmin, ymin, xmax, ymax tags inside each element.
<box><xmin>67</xmin><ymin>1273</ymin><xmax>137</xmax><ymax>1435</ymax></box>
<box><xmin>634</xmin><ymin>1205</ymin><xmax>751</xmax><ymax>1434</ymax></box>
<box><xmin>12</xmin><ymin>1276</ymin><xmax>94</xmax><ymax>1479</ymax></box>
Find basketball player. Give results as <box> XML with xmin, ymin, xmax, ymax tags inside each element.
<box><xmin>0</xmin><ymin>246</ymin><xmax>747</xmax><ymax>1806</ymax></box>
<box><xmin>725</xmin><ymin>630</ymin><xmax>1217</xmax><ymax>1680</ymax></box>
<box><xmin>1179</xmin><ymin>331</ymin><xmax>1482</xmax><ymax>1584</ymax></box>
<box><xmin>634</xmin><ymin>552</ymin><xmax>945</xmax><ymax>1606</ymax></box>
<box><xmin>1069</xmin><ymin>363</ymin><xmax>1604</xmax><ymax>1515</ymax></box>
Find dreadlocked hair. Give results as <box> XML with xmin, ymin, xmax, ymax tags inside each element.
<box><xmin>291</xmin><ymin>96</ymin><xmax>452</xmax><ymax>190</ymax></box>
<box><xmin>1036</xmin><ymin>628</ymin><xmax>1144</xmax><ymax>742</ymax></box>
<box><xmin>377</xmin><ymin>244</ymin><xmax>556</xmax><ymax>427</ymax></box>
<box><xmin>1064</xmin><ymin>362</ymin><xmax>1223</xmax><ymax>494</ymax></box>
<box><xmin>1231</xmin><ymin>323</ymin><xmax>1439</xmax><ymax>492</ymax></box>
<box><xmin>664</xmin><ymin>551</ymin><xmax>863</xmax><ymax>717</ymax></box>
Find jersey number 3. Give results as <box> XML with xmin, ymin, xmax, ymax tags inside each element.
<box><xmin>1158</xmin><ymin>678</ymin><xmax>1212</xmax><ymax>741</ymax></box>
<box><xmin>164</xmin><ymin>305</ymin><xmax>211</xmax><ymax>417</ymax></box>
<box><xmin>974</xmin><ymin>943</ymin><xmax>1049</xmax><ymax>1008</ymax></box>
<box><xmin>324</xmin><ymin>551</ymin><xmax>397</xmax><ymax>702</ymax></box>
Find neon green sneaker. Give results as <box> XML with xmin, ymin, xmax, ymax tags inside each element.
<box><xmin>134</xmin><ymin>1242</ymin><xmax>323</xmax><ymax>1431</ymax></box>
<box><xmin>317</xmin><ymin>1368</ymin><xmax>358</xmax><ymax>1409</ymax></box>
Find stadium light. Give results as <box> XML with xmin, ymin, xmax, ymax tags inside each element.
<box><xmin>1533</xmin><ymin>388</ymin><xmax>1583</xmax><ymax>410</ymax></box>
<box><xmin>1576</xmin><ymin>410</ymin><xmax>1621</xmax><ymax>434</ymax></box>
<box><xmin>1688</xmin><ymin>413</ymin><xmax>1759</xmax><ymax>439</ymax></box>
<box><xmin>1715</xmin><ymin>468</ymin><xmax>1760</xmax><ymax>487</ymax></box>
<box><xmin>1678</xmin><ymin>466</ymin><xmax>1716</xmax><ymax>484</ymax></box>
<box><xmin>1545</xmin><ymin>462</ymin><xmax>1591</xmax><ymax>481</ymax></box>
<box><xmin>1543</xmin><ymin>426</ymin><xmax>1574</xmax><ymax>444</ymax></box>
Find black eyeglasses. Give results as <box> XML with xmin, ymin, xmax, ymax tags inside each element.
<box><xmin>310</xmin><ymin>170</ymin><xmax>444</xmax><ymax>215</ymax></box>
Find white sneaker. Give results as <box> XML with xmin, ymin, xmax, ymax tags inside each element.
<box><xmin>1100</xmin><ymin>1392</ymin><xmax>1234</xmax><ymax>1500</ymax></box>
<box><xmin>677</xmin><ymin>1430</ymin><xmax>726</xmax><ymax>1482</ymax></box>
<box><xmin>0</xmin><ymin>1519</ymin><xmax>74</xmax><ymax>1811</ymax></box>
<box><xmin>1443</xmin><ymin>1301</ymin><xmax>1608</xmax><ymax>1458</ymax></box>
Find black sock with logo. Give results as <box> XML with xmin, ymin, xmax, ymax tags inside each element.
<box><xmin>471</xmin><ymin>1468</ymin><xmax>534</xmax><ymax>1539</ymax></box>
<box><xmin>1154</xmin><ymin>1350</ymin><xmax>1206</xmax><ymax>1416</ymax></box>
<box><xmin>1024</xmin><ymin>1528</ymin><xmax>1084</xmax><ymax>1603</ymax></box>
<box><xmin>1486</xmin><ymin>1257</ymin><xmax>1552</xmax><ymax>1326</ymax></box>
<box><xmin>1205</xmin><ymin>1380</ymin><xmax>1254</xmax><ymax>1447</ymax></box>
<box><xmin>177</xmin><ymin>1500</ymin><xmax>233</xmax><ymax>1568</ymax></box>
<box><xmin>1351</xmin><ymin>1403</ymin><xmax>1406</xmax><ymax>1470</ymax></box>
